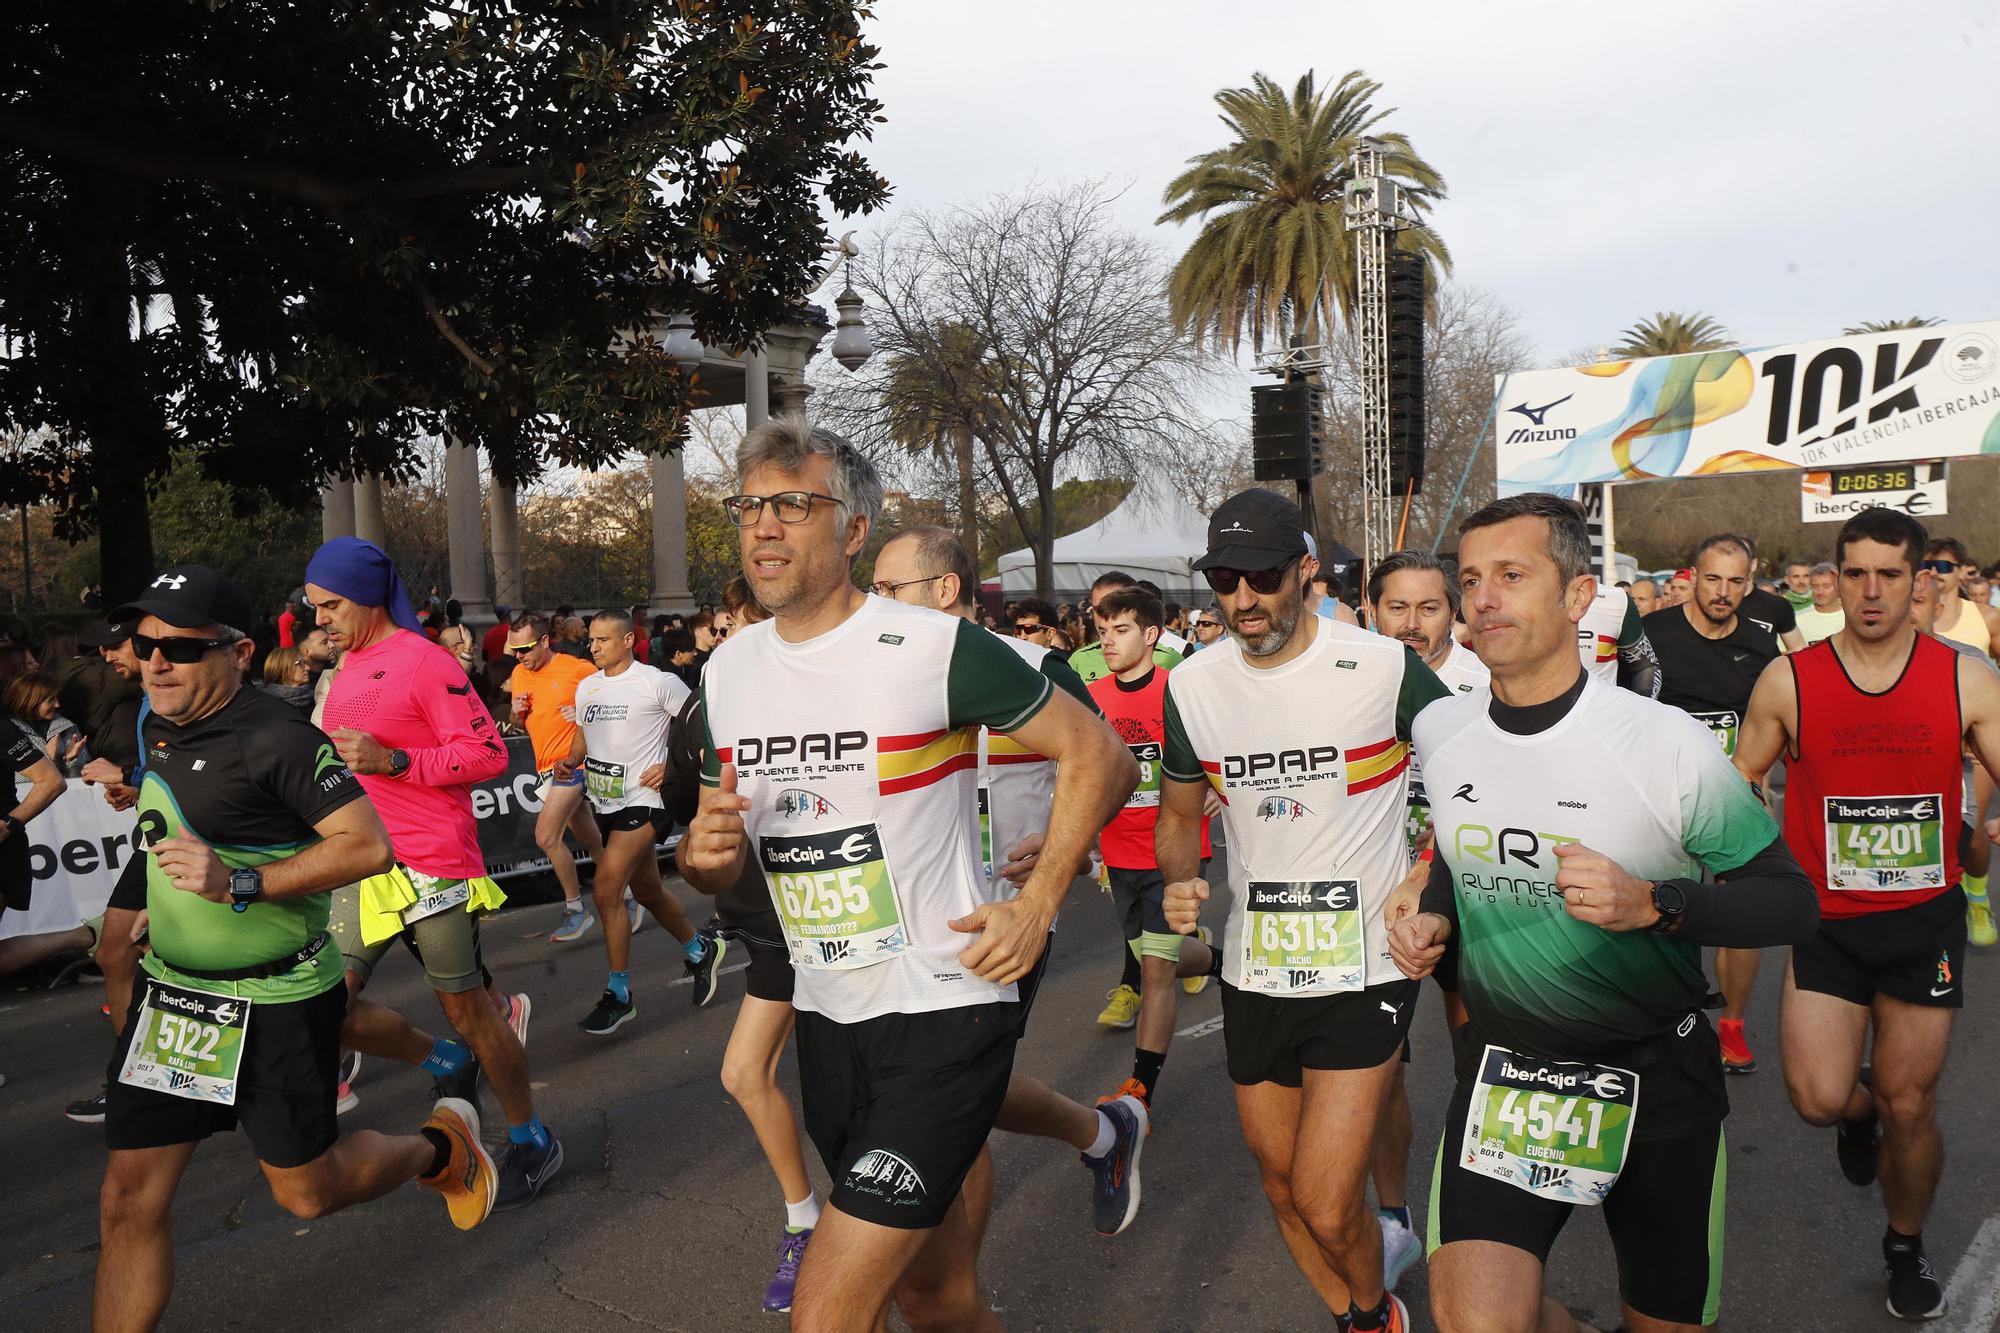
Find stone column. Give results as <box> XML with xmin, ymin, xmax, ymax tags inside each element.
<box><xmin>489</xmin><ymin>479</ymin><xmax>523</xmax><ymax>613</ymax></box>
<box><xmin>353</xmin><ymin>473</ymin><xmax>387</xmax><ymax>548</ymax></box>
<box><xmin>320</xmin><ymin>479</ymin><xmax>356</xmax><ymax>542</ymax></box>
<box><xmin>774</xmin><ymin>378</ymin><xmax>813</xmax><ymax>416</ymax></box>
<box><xmin>650</xmin><ymin>452</ymin><xmax>696</xmax><ymax>618</ymax></box>
<box><xmin>744</xmin><ymin>347</ymin><xmax>770</xmax><ymax>427</ymax></box>
<box><xmin>443</xmin><ymin>437</ymin><xmax>495</xmax><ymax>628</ymax></box>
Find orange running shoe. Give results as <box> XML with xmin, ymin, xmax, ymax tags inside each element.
<box><xmin>1097</xmin><ymin>1076</ymin><xmax>1153</xmax><ymax>1131</ymax></box>
<box><xmin>420</xmin><ymin>1096</ymin><xmax>498</xmax><ymax>1230</ymax></box>
<box><xmin>1718</xmin><ymin>1018</ymin><xmax>1757</xmax><ymax>1075</ymax></box>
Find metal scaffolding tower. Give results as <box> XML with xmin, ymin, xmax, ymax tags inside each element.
<box><xmin>1343</xmin><ymin>138</ymin><xmax>1404</xmax><ymax>573</ymax></box>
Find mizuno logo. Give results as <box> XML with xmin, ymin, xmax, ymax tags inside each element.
<box><xmin>1507</xmin><ymin>394</ymin><xmax>1572</xmax><ymax>427</ymax></box>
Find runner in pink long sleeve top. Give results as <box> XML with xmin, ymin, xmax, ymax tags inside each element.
<box><xmin>319</xmin><ymin>629</ymin><xmax>507</xmax><ymax>878</ymax></box>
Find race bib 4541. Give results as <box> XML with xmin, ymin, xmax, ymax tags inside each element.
<box><xmin>1461</xmin><ymin>1044</ymin><xmax>1638</xmax><ymax>1206</ymax></box>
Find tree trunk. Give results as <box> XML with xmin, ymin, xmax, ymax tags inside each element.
<box><xmin>73</xmin><ymin>211</ymin><xmax>157</xmax><ymax>607</ymax></box>
<box><xmin>1034</xmin><ymin>469</ymin><xmax>1056</xmax><ymax>601</ymax></box>
<box><xmin>953</xmin><ymin>424</ymin><xmax>979</xmax><ymax>573</ymax></box>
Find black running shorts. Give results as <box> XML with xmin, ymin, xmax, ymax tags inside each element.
<box><xmin>796</xmin><ymin>1002</ymin><xmax>1018</xmax><ymax>1230</ymax></box>
<box><xmin>1793</xmin><ymin>886</ymin><xmax>1966</xmax><ymax>1009</ymax></box>
<box><xmin>593</xmin><ymin>804</ymin><xmax>671</xmax><ymax>844</ymax></box>
<box><xmin>741</xmin><ymin>936</ymin><xmax>794</xmax><ymax>1004</ymax></box>
<box><xmin>0</xmin><ymin>830</ymin><xmax>29</xmax><ymax>911</ymax></box>
<box><xmin>105</xmin><ymin>977</ymin><xmax>347</xmax><ymax>1170</ymax></box>
<box><xmin>1012</xmin><ymin>931</ymin><xmax>1056</xmax><ymax>1039</ymax></box>
<box><xmin>107</xmin><ymin>848</ymin><xmax>148</xmax><ymax>914</ymax></box>
<box><xmin>1219</xmin><ymin>977</ymin><xmax>1416</xmax><ymax>1086</ymax></box>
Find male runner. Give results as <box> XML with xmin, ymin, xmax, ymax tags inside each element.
<box><xmin>1628</xmin><ymin>578</ymin><xmax>1659</xmax><ymax>616</ymax></box>
<box><xmin>1160</xmin><ymin>488</ymin><xmax>1448</xmax><ymax>1333</ymax></box>
<box><xmin>1643</xmin><ymin>534</ymin><xmax>1785</xmax><ymax>1076</ymax></box>
<box><xmin>1919</xmin><ymin>536</ymin><xmax>2000</xmax><ymax>947</ymax></box>
<box><xmin>570</xmin><ymin>609</ymin><xmax>721</xmax><ymax>1034</ymax></box>
<box><xmin>1366</xmin><ymin>548</ymin><xmax>1487</xmax><ymax>1288</ymax></box>
<box><xmin>1066</xmin><ymin>569</ymin><xmax>1185</xmax><ymax>683</ymax></box>
<box><xmin>1386</xmin><ymin>494</ymin><xmax>1815</xmax><ymax>1333</ymax></box>
<box><xmin>308</xmin><ymin>538</ymin><xmax>562</xmax><ymax>1211</ymax></box>
<box><xmin>1576</xmin><ymin>580</ymin><xmax>1659</xmax><ymax>696</ymax></box>
<box><xmin>506</xmin><ymin>611</ymin><xmax>606</xmax><ymax>942</ymax></box>
<box><xmin>1086</xmin><ymin>583</ymin><xmax>1217</xmax><ymax>1111</ymax></box>
<box><xmin>1736</xmin><ymin>539</ymin><xmax>1806</xmax><ymax>652</ymax></box>
<box><xmin>95</xmin><ymin>567</ymin><xmax>495</xmax><ymax>1333</ymax></box>
<box><xmin>1735</xmin><ymin>507</ymin><xmax>2000</xmax><ymax>1320</ymax></box>
<box><xmin>875</xmin><ymin>525</ymin><xmax>1151</xmax><ymax>1236</ymax></box>
<box><xmin>1795</xmin><ymin>561</ymin><xmax>1845</xmax><ymax>644</ymax></box>
<box><xmin>1782</xmin><ymin>560</ymin><xmax>1814</xmax><ymax>613</ymax></box>
<box><xmin>1189</xmin><ymin>608</ymin><xmax>1226</xmax><ymax>652</ymax></box>
<box><xmin>680</xmin><ymin>416</ymin><xmax>1134</xmax><ymax>1332</ymax></box>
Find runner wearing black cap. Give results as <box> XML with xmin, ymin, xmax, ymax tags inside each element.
<box><xmin>1161</xmin><ymin>488</ymin><xmax>1447</xmax><ymax>1333</ymax></box>
<box><xmin>95</xmin><ymin>567</ymin><xmax>497</xmax><ymax>1333</ymax></box>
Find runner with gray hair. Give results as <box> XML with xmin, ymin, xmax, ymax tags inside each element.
<box><xmin>734</xmin><ymin>413</ymin><xmax>885</xmax><ymax>529</ymax></box>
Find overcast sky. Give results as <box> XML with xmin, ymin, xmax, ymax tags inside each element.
<box><xmin>853</xmin><ymin>0</ymin><xmax>1998</xmax><ymax>373</ymax></box>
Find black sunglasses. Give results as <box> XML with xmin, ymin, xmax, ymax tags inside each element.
<box><xmin>132</xmin><ymin>633</ymin><xmax>234</xmax><ymax>665</ymax></box>
<box><xmin>1203</xmin><ymin>559</ymin><xmax>1298</xmax><ymax>596</ymax></box>
<box><xmin>1920</xmin><ymin>559</ymin><xmax>1960</xmax><ymax>574</ymax></box>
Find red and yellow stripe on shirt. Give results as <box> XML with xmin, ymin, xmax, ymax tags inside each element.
<box><xmin>1589</xmin><ymin>632</ymin><xmax>1617</xmax><ymax>664</ymax></box>
<box><xmin>1345</xmin><ymin>736</ymin><xmax>1410</xmax><ymax>796</ymax></box>
<box><xmin>879</xmin><ymin>728</ymin><xmax>979</xmax><ymax>796</ymax></box>
<box><xmin>985</xmin><ymin>734</ymin><xmax>1050</xmax><ymax>766</ymax></box>
<box><xmin>1200</xmin><ymin>759</ymin><xmax>1229</xmax><ymax>805</ymax></box>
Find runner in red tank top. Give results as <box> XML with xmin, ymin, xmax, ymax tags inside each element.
<box><xmin>1736</xmin><ymin>506</ymin><xmax>2000</xmax><ymax>1321</ymax></box>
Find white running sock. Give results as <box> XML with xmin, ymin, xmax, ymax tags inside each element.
<box><xmin>785</xmin><ymin>1192</ymin><xmax>821</xmax><ymax>1231</ymax></box>
<box><xmin>1083</xmin><ymin>1109</ymin><xmax>1117</xmax><ymax>1159</ymax></box>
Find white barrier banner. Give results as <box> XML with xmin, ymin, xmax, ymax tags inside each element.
<box><xmin>2</xmin><ymin>779</ymin><xmax>139</xmax><ymax>942</ymax></box>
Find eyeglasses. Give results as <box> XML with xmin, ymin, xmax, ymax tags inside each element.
<box><xmin>1203</xmin><ymin>560</ymin><xmax>1298</xmax><ymax>596</ymax></box>
<box><xmin>1920</xmin><ymin>559</ymin><xmax>1960</xmax><ymax>574</ymax></box>
<box><xmin>723</xmin><ymin>491</ymin><xmax>844</xmax><ymax>527</ymax></box>
<box><xmin>132</xmin><ymin>633</ymin><xmax>233</xmax><ymax>665</ymax></box>
<box><xmin>869</xmin><ymin>574</ymin><xmax>946</xmax><ymax>598</ymax></box>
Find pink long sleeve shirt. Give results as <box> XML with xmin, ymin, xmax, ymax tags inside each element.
<box><xmin>320</xmin><ymin>628</ymin><xmax>508</xmax><ymax>879</ymax></box>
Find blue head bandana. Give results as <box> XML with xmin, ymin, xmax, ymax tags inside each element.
<box><xmin>305</xmin><ymin>537</ymin><xmax>423</xmax><ymax>633</ymax></box>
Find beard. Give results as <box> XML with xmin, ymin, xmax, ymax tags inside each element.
<box><xmin>1229</xmin><ymin>586</ymin><xmax>1303</xmax><ymax>658</ymax></box>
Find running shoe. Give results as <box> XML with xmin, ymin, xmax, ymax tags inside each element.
<box><xmin>340</xmin><ymin>1049</ymin><xmax>362</xmax><ymax>1089</ymax></box>
<box><xmin>336</xmin><ymin>1081</ymin><xmax>359</xmax><ymax>1116</ymax></box>
<box><xmin>1969</xmin><ymin>897</ymin><xmax>1997</xmax><ymax>948</ymax></box>
<box><xmin>64</xmin><ymin>1089</ymin><xmax>108</xmax><ymax>1124</ymax></box>
<box><xmin>507</xmin><ymin>992</ymin><xmax>533</xmax><ymax>1048</ymax></box>
<box><xmin>1182</xmin><ymin>925</ymin><xmax>1214</xmax><ymax>996</ymax></box>
<box><xmin>494</xmin><ymin>1132</ymin><xmax>565</xmax><ymax>1211</ymax></box>
<box><xmin>579</xmin><ymin>989</ymin><xmax>637</xmax><ymax>1036</ymax></box>
<box><xmin>433</xmin><ymin>1050</ymin><xmax>484</xmax><ymax>1108</ymax></box>
<box><xmin>1083</xmin><ymin>1094</ymin><xmax>1148</xmax><ymax>1236</ymax></box>
<box><xmin>420</xmin><ymin>1096</ymin><xmax>497</xmax><ymax>1230</ymax></box>
<box><xmin>549</xmin><ymin>904</ymin><xmax>595</xmax><ymax>943</ymax></box>
<box><xmin>687</xmin><ymin>933</ymin><xmax>730</xmax><ymax>1008</ymax></box>
<box><xmin>1379</xmin><ymin>1210</ymin><xmax>1423</xmax><ymax>1289</ymax></box>
<box><xmin>626</xmin><ymin>896</ymin><xmax>647</xmax><ymax>936</ymax></box>
<box><xmin>1096</xmin><ymin>984</ymin><xmax>1140</xmax><ymax>1030</ymax></box>
<box><xmin>1838</xmin><ymin>1068</ymin><xmax>1882</xmax><ymax>1188</ymax></box>
<box><xmin>1717</xmin><ymin>1018</ymin><xmax>1756</xmax><ymax>1075</ymax></box>
<box><xmin>1884</xmin><ymin>1235</ymin><xmax>1948</xmax><ymax>1320</ymax></box>
<box><xmin>1097</xmin><ymin>1075</ymin><xmax>1153</xmax><ymax>1114</ymax></box>
<box><xmin>762</xmin><ymin>1227</ymin><xmax>812</xmax><ymax>1313</ymax></box>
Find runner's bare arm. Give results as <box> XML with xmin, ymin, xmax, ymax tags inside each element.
<box><xmin>1733</xmin><ymin>656</ymin><xmax>1797</xmax><ymax>794</ymax></box>
<box><xmin>152</xmin><ymin>799</ymin><xmax>393</xmax><ymax>904</ymax></box>
<box><xmin>4</xmin><ymin>750</ymin><xmax>65</xmax><ymax>833</ymax></box>
<box><xmin>1157</xmin><ymin>774</ymin><xmax>1208</xmax><ymax>935</ymax></box>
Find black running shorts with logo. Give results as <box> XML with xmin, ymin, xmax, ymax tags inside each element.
<box><xmin>1218</xmin><ymin>976</ymin><xmax>1417</xmax><ymax>1086</ymax></box>
<box><xmin>796</xmin><ymin>1002</ymin><xmax>1018</xmax><ymax>1230</ymax></box>
<box><xmin>593</xmin><ymin>803</ymin><xmax>671</xmax><ymax>844</ymax></box>
<box><xmin>1428</xmin><ymin>1028</ymin><xmax>1729</xmax><ymax>1327</ymax></box>
<box><xmin>740</xmin><ymin>935</ymin><xmax>794</xmax><ymax>1004</ymax></box>
<box><xmin>107</xmin><ymin>847</ymin><xmax>148</xmax><ymax>913</ymax></box>
<box><xmin>1793</xmin><ymin>885</ymin><xmax>1967</xmax><ymax>1009</ymax></box>
<box><xmin>105</xmin><ymin>978</ymin><xmax>348</xmax><ymax>1170</ymax></box>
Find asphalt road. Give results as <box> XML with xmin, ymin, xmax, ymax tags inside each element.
<box><xmin>3</xmin><ymin>846</ymin><xmax>1998</xmax><ymax>1332</ymax></box>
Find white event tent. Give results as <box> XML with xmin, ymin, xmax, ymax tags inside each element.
<box><xmin>995</xmin><ymin>480</ymin><xmax>1211</xmax><ymax>600</ymax></box>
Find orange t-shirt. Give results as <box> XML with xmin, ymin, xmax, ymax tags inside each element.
<box><xmin>508</xmin><ymin>652</ymin><xmax>598</xmax><ymax>769</ymax></box>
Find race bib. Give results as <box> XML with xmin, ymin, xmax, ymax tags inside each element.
<box><xmin>1824</xmin><ymin>794</ymin><xmax>1945</xmax><ymax>891</ymax></box>
<box><xmin>1688</xmin><ymin>709</ymin><xmax>1740</xmax><ymax>757</ymax></box>
<box><xmin>585</xmin><ymin>757</ymin><xmax>627</xmax><ymax>803</ymax></box>
<box><xmin>402</xmin><ymin>873</ymin><xmax>472</xmax><ymax>924</ymax></box>
<box><xmin>1405</xmin><ymin>765</ymin><xmax>1432</xmax><ymax>851</ymax></box>
<box><xmin>1239</xmin><ymin>879</ymin><xmax>1364</xmax><ymax>995</ymax></box>
<box><xmin>1125</xmin><ymin>742</ymin><xmax>1162</xmax><ymax>809</ymax></box>
<box><xmin>1460</xmin><ymin>1044</ymin><xmax>1638</xmax><ymax>1205</ymax></box>
<box><xmin>118</xmin><ymin>980</ymin><xmax>251</xmax><ymax>1106</ymax></box>
<box><xmin>977</xmin><ymin>785</ymin><xmax>993</xmax><ymax>879</ymax></box>
<box><xmin>759</xmin><ymin>824</ymin><xmax>908</xmax><ymax>971</ymax></box>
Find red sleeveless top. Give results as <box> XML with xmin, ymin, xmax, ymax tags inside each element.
<box><xmin>1784</xmin><ymin>634</ymin><xmax>1963</xmax><ymax>918</ymax></box>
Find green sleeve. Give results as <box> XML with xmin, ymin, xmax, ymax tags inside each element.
<box><xmin>1395</xmin><ymin>646</ymin><xmax>1452</xmax><ymax>741</ymax></box>
<box><xmin>1162</xmin><ymin>679</ymin><xmax>1203</xmax><ymax>782</ymax></box>
<box><xmin>947</xmin><ymin>619</ymin><xmax>1054</xmax><ymax>732</ymax></box>
<box><xmin>1620</xmin><ymin>595</ymin><xmax>1645</xmax><ymax>649</ymax></box>
<box><xmin>1151</xmin><ymin>644</ymin><xmax>1186</xmax><ymax>672</ymax></box>
<box><xmin>1679</xmin><ymin>721</ymin><xmax>1780</xmax><ymax>874</ymax></box>
<box><xmin>695</xmin><ymin>689</ymin><xmax>719</xmax><ymax>786</ymax></box>
<box><xmin>1068</xmin><ymin>643</ymin><xmax>1109</xmax><ymax>683</ymax></box>
<box><xmin>1040</xmin><ymin>652</ymin><xmax>1098</xmax><ymax>714</ymax></box>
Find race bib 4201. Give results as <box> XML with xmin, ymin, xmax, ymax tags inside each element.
<box><xmin>1240</xmin><ymin>879</ymin><xmax>1364</xmax><ymax>995</ymax></box>
<box><xmin>759</xmin><ymin>824</ymin><xmax>908</xmax><ymax>971</ymax></box>
<box><xmin>1824</xmin><ymin>794</ymin><xmax>1945</xmax><ymax>891</ymax></box>
<box><xmin>1461</xmin><ymin>1044</ymin><xmax>1638</xmax><ymax>1205</ymax></box>
<box><xmin>118</xmin><ymin>980</ymin><xmax>251</xmax><ymax>1106</ymax></box>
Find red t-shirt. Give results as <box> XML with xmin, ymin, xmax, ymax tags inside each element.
<box><xmin>1088</xmin><ymin>665</ymin><xmax>1211</xmax><ymax>869</ymax></box>
<box><xmin>482</xmin><ymin>621</ymin><xmax>511</xmax><ymax>664</ymax></box>
<box><xmin>277</xmin><ymin>607</ymin><xmax>297</xmax><ymax>648</ymax></box>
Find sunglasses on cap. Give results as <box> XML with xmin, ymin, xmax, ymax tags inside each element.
<box><xmin>132</xmin><ymin>632</ymin><xmax>235</xmax><ymax>664</ymax></box>
<box><xmin>1203</xmin><ymin>559</ymin><xmax>1299</xmax><ymax>596</ymax></box>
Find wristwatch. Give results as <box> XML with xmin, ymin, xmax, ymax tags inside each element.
<box><xmin>1648</xmin><ymin>880</ymin><xmax>1686</xmax><ymax>933</ymax></box>
<box><xmin>229</xmin><ymin>867</ymin><xmax>264</xmax><ymax>914</ymax></box>
<box><xmin>0</xmin><ymin>814</ymin><xmax>19</xmax><ymax>837</ymax></box>
<box><xmin>388</xmin><ymin>748</ymin><xmax>412</xmax><ymax>778</ymax></box>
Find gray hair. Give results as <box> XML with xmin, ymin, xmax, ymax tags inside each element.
<box><xmin>1367</xmin><ymin>549</ymin><xmax>1460</xmax><ymax>616</ymax></box>
<box><xmin>885</xmin><ymin>525</ymin><xmax>977</xmax><ymax>610</ymax></box>
<box><xmin>1458</xmin><ymin>492</ymin><xmax>1593</xmax><ymax>586</ymax></box>
<box><xmin>736</xmin><ymin>413</ymin><xmax>884</xmax><ymax>528</ymax></box>
<box><xmin>1809</xmin><ymin>561</ymin><xmax>1836</xmax><ymax>577</ymax></box>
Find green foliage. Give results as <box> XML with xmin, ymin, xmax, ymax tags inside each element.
<box><xmin>1611</xmin><ymin>312</ymin><xmax>1733</xmax><ymax>359</ymax></box>
<box><xmin>1158</xmin><ymin>70</ymin><xmax>1450</xmax><ymax>355</ymax></box>
<box><xmin>1842</xmin><ymin>317</ymin><xmax>1944</xmax><ymax>334</ymax></box>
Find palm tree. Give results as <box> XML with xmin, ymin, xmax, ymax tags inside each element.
<box><xmin>1611</xmin><ymin>312</ymin><xmax>1733</xmax><ymax>359</ymax></box>
<box><xmin>1842</xmin><ymin>317</ymin><xmax>1943</xmax><ymax>335</ymax></box>
<box><xmin>881</xmin><ymin>321</ymin><xmax>992</xmax><ymax>569</ymax></box>
<box><xmin>1158</xmin><ymin>70</ymin><xmax>1450</xmax><ymax>357</ymax></box>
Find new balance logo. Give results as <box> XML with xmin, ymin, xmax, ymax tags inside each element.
<box><xmin>1506</xmin><ymin>395</ymin><xmax>1572</xmax><ymax>427</ymax></box>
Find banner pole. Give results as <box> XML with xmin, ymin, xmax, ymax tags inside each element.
<box><xmin>1429</xmin><ymin>386</ymin><xmax>1503</xmax><ymax>556</ymax></box>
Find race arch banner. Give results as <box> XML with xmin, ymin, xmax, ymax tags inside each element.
<box><xmin>1494</xmin><ymin>320</ymin><xmax>2000</xmax><ymax>497</ymax></box>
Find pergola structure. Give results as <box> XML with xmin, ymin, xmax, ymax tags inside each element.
<box><xmin>317</xmin><ymin>313</ymin><xmax>833</xmax><ymax>631</ymax></box>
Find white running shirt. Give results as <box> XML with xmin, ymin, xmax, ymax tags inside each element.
<box><xmin>979</xmin><ymin>630</ymin><xmax>1093</xmax><ymax>893</ymax></box>
<box><xmin>574</xmin><ymin>661</ymin><xmax>690</xmax><ymax>813</ymax></box>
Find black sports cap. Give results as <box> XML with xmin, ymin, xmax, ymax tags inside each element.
<box><xmin>1192</xmin><ymin>489</ymin><xmax>1310</xmax><ymax>573</ymax></box>
<box><xmin>77</xmin><ymin>617</ymin><xmax>135</xmax><ymax>648</ymax></box>
<box><xmin>110</xmin><ymin>566</ymin><xmax>256</xmax><ymax>634</ymax></box>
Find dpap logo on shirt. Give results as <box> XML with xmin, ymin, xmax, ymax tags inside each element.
<box><xmin>774</xmin><ymin>788</ymin><xmax>840</xmax><ymax>821</ymax></box>
<box><xmin>1224</xmin><ymin>746</ymin><xmax>1339</xmax><ymax>780</ymax></box>
<box><xmin>1256</xmin><ymin>796</ymin><xmax>1314</xmax><ymax>822</ymax></box>
<box><xmin>736</xmin><ymin>732</ymin><xmax>867</xmax><ymax>765</ymax></box>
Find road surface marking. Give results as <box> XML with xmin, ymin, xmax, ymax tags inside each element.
<box><xmin>1176</xmin><ymin>1016</ymin><xmax>1225</xmax><ymax>1040</ymax></box>
<box><xmin>1942</xmin><ymin>1215</ymin><xmax>2000</xmax><ymax>1333</ymax></box>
